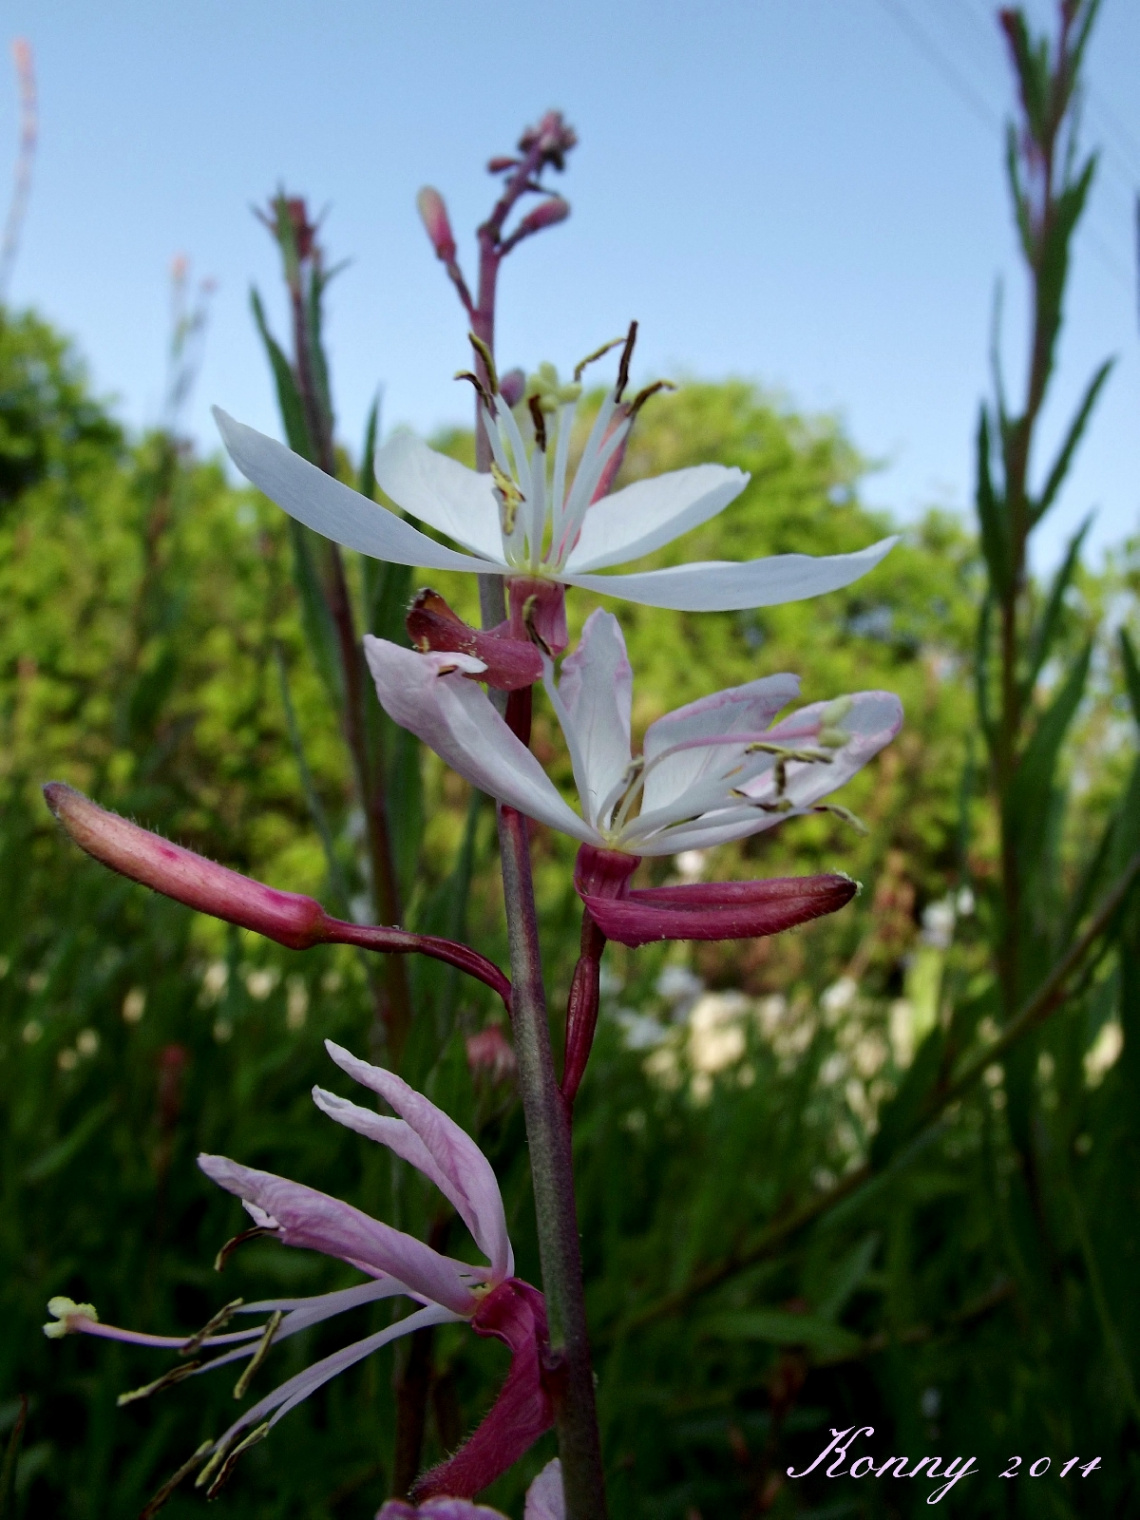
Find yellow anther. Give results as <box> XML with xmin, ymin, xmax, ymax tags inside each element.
<box><xmin>491</xmin><ymin>461</ymin><xmax>525</xmax><ymax>535</ymax></box>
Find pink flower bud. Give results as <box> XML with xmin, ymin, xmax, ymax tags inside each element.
<box><xmin>498</xmin><ymin>367</ymin><xmax>526</xmax><ymax>408</ymax></box>
<box><xmin>416</xmin><ymin>186</ymin><xmax>456</xmax><ymax>263</ymax></box>
<box><xmin>514</xmin><ymin>197</ymin><xmax>569</xmax><ymax>238</ymax></box>
<box><xmin>44</xmin><ymin>783</ymin><xmax>329</xmax><ymax>950</ymax></box>
<box><xmin>43</xmin><ymin>784</ymin><xmax>513</xmax><ymax>1005</ymax></box>
<box><xmin>466</xmin><ymin>1025</ymin><xmax>518</xmax><ymax>1086</ymax></box>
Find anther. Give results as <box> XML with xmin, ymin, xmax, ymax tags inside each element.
<box><xmin>139</xmin><ymin>1439</ymin><xmax>214</xmax><ymax>1520</ymax></box>
<box><xmin>233</xmin><ymin>1311</ymin><xmax>283</xmax><ymax>1400</ymax></box>
<box><xmin>467</xmin><ymin>331</ymin><xmax>499</xmax><ymax>394</ymax></box>
<box><xmin>117</xmin><ymin>1360</ymin><xmax>203</xmax><ymax>1407</ymax></box>
<box><xmin>527</xmin><ymin>395</ymin><xmax>548</xmax><ymax>452</ymax></box>
<box><xmin>180</xmin><ymin>1298</ymin><xmax>245</xmax><ymax>1357</ymax></box>
<box><xmin>628</xmin><ymin>378</ymin><xmax>677</xmax><ymax>417</ymax></box>
<box><xmin>615</xmin><ymin>320</ymin><xmax>638</xmax><ymax>399</ymax></box>
<box><xmin>205</xmin><ymin>1422</ymin><xmax>272</xmax><ymax>1500</ymax></box>
<box><xmin>215</xmin><ymin>1225</ymin><xmax>277</xmax><ymax>1273</ymax></box>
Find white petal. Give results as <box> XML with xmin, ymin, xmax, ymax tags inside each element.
<box><xmin>214</xmin><ymin>409</ymin><xmax>499</xmax><ymax>573</ymax></box>
<box><xmin>363</xmin><ymin>638</ymin><xmax>596</xmax><ymax>843</ymax></box>
<box><xmin>319</xmin><ymin>1042</ymin><xmax>514</xmax><ymax>1282</ymax></box>
<box><xmin>211</xmin><ymin>1303</ymin><xmax>459</xmax><ymax>1452</ymax></box>
<box><xmin>372</xmin><ymin>431</ymin><xmax>505</xmax><ymax>559</ymax></box>
<box><xmin>546</xmin><ymin>610</ymin><xmax>633</xmax><ymax>829</ymax></box>
<box><xmin>640</xmin><ymin>673</ymin><xmax>801</xmax><ymax>817</ymax></box>
<box><xmin>565</xmin><ymin>464</ymin><xmax>748</xmax><ymax>573</ymax></box>
<box><xmin>560</xmin><ymin>536</ymin><xmax>898</xmax><ymax>609</ymax></box>
<box><xmin>525</xmin><ymin>1459</ymin><xmax>566</xmax><ymax>1520</ymax></box>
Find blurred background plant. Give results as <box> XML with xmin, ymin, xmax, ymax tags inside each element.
<box><xmin>2</xmin><ymin>2</ymin><xmax>1140</xmax><ymax>1516</ymax></box>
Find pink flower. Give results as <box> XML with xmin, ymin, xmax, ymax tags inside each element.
<box><xmin>45</xmin><ymin>1044</ymin><xmax>553</xmax><ymax>1501</ymax></box>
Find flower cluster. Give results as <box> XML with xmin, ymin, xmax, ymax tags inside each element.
<box><xmin>46</xmin><ymin>327</ymin><xmax>902</xmax><ymax>1516</ymax></box>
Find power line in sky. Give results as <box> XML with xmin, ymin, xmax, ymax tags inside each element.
<box><xmin>873</xmin><ymin>0</ymin><xmax>1136</xmax><ymax>296</ymax></box>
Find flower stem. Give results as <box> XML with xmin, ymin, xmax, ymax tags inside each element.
<box><xmin>496</xmin><ymin>804</ymin><xmax>608</xmax><ymax>1518</ymax></box>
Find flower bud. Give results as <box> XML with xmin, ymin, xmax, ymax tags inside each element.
<box><xmin>513</xmin><ymin>197</ymin><xmax>570</xmax><ymax>238</ymax></box>
<box><xmin>466</xmin><ymin>1025</ymin><xmax>518</xmax><ymax>1086</ymax></box>
<box><xmin>498</xmin><ymin>367</ymin><xmax>526</xmax><ymax>408</ymax></box>
<box><xmin>44</xmin><ymin>783</ymin><xmax>329</xmax><ymax>951</ymax></box>
<box><xmin>416</xmin><ymin>186</ymin><xmax>457</xmax><ymax>263</ymax></box>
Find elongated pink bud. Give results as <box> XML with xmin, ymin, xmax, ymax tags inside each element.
<box><xmin>407</xmin><ymin>589</ymin><xmax>543</xmax><ymax>690</ymax></box>
<box><xmin>582</xmin><ymin>874</ymin><xmax>858</xmax><ymax>948</ymax></box>
<box><xmin>513</xmin><ymin>196</ymin><xmax>569</xmax><ymax>238</ymax></box>
<box><xmin>43</xmin><ymin>783</ymin><xmax>511</xmax><ymax>1005</ymax></box>
<box><xmin>416</xmin><ymin>186</ymin><xmax>456</xmax><ymax>263</ymax></box>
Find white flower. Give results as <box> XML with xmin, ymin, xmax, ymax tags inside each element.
<box><xmin>213</xmin><ymin>349</ymin><xmax>894</xmax><ymax>614</ymax></box>
<box><xmin>364</xmin><ymin>609</ymin><xmax>902</xmax><ymax>856</ymax></box>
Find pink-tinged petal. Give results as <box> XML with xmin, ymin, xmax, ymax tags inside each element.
<box><xmin>749</xmin><ymin>690</ymin><xmax>903</xmax><ymax>809</ymax></box>
<box><xmin>212</xmin><ymin>1304</ymin><xmax>458</xmax><ymax>1454</ymax></box>
<box><xmin>197</xmin><ymin>1155</ymin><xmax>477</xmax><ymax>1315</ymax></box>
<box><xmin>640</xmin><ymin>673</ymin><xmax>801</xmax><ymax>815</ymax></box>
<box><xmin>364</xmin><ymin>639</ymin><xmax>595</xmax><ymax>844</ymax></box>
<box><xmin>407</xmin><ymin>590</ymin><xmax>543</xmax><ymax>691</ymax></box>
<box><xmin>373</xmin><ymin>431</ymin><xmax>505</xmax><ymax>561</ymax></box>
<box><xmin>524</xmin><ymin>1460</ymin><xmax>565</xmax><ymax>1520</ymax></box>
<box><xmin>580</xmin><ymin>874</ymin><xmax>858</xmax><ymax>947</ymax></box>
<box><xmin>545</xmin><ymin>611</ymin><xmax>632</xmax><ymax>828</ymax></box>
<box><xmin>506</xmin><ymin>577</ymin><xmax>568</xmax><ymax>657</ymax></box>
<box><xmin>560</xmin><ymin>535</ymin><xmax>897</xmax><ymax>610</ymax></box>
<box><xmin>564</xmin><ymin>464</ymin><xmax>748</xmax><ymax>573</ymax></box>
<box><xmin>378</xmin><ymin>1500</ymin><xmax>507</xmax><ymax>1519</ymax></box>
<box><xmin>413</xmin><ymin>1280</ymin><xmax>554</xmax><ymax>1503</ymax></box>
<box><xmin>214</xmin><ymin>410</ymin><xmax>497</xmax><ymax>573</ymax></box>
<box><xmin>322</xmin><ymin>1043</ymin><xmax>513</xmax><ymax>1282</ymax></box>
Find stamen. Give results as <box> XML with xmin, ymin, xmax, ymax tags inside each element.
<box><xmin>615</xmin><ymin>320</ymin><xmax>638</xmax><ymax>399</ymax></box>
<box><xmin>810</xmin><ymin>803</ymin><xmax>868</xmax><ymax>835</ymax></box>
<box><xmin>466</xmin><ymin>331</ymin><xmax>499</xmax><ymax>394</ymax></box>
<box><xmin>490</xmin><ymin>461</ymin><xmax>524</xmax><ymax>535</ymax></box>
<box><xmin>205</xmin><ymin>1422</ymin><xmax>271</xmax><ymax>1500</ymax></box>
<box><xmin>627</xmin><ymin>378</ymin><xmax>676</xmax><ymax>417</ymax></box>
<box><xmin>573</xmin><ymin>332</ymin><xmax>628</xmax><ymax>383</ymax></box>
<box><xmin>233</xmin><ymin>1310</ymin><xmax>284</xmax><ymax>1400</ymax></box>
<box><xmin>117</xmin><ymin>1359</ymin><xmax>203</xmax><ymax>1407</ymax></box>
<box><xmin>180</xmin><ymin>1298</ymin><xmax>245</xmax><ymax>1358</ymax></box>
<box><xmin>527</xmin><ymin>394</ymin><xmax>547</xmax><ymax>452</ymax></box>
<box><xmin>215</xmin><ymin>1225</ymin><xmax>277</xmax><ymax>1273</ymax></box>
<box><xmin>743</xmin><ymin>741</ymin><xmax>834</xmax><ymax>764</ymax></box>
<box><xmin>454</xmin><ymin>369</ymin><xmax>494</xmax><ymax>410</ymax></box>
<box><xmin>139</xmin><ymin>1439</ymin><xmax>214</xmax><ymax>1520</ymax></box>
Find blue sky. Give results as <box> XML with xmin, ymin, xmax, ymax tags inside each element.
<box><xmin>3</xmin><ymin>0</ymin><xmax>1138</xmax><ymax>571</ymax></box>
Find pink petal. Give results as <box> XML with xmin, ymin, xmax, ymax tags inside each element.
<box><xmin>412</xmin><ymin>1280</ymin><xmax>554</xmax><ymax>1502</ymax></box>
<box><xmin>198</xmin><ymin>1155</ymin><xmax>478</xmax><ymax>1314</ymax></box>
<box><xmin>580</xmin><ymin>874</ymin><xmax>858</xmax><ymax>947</ymax></box>
<box><xmin>323</xmin><ymin>1043</ymin><xmax>513</xmax><ymax>1283</ymax></box>
<box><xmin>377</xmin><ymin>1501</ymin><xmax>508</xmax><ymax>1519</ymax></box>
<box><xmin>364</xmin><ymin>639</ymin><xmax>594</xmax><ymax>843</ymax></box>
<box><xmin>407</xmin><ymin>589</ymin><xmax>544</xmax><ymax>691</ymax></box>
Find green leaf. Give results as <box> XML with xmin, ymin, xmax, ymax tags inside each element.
<box><xmin>814</xmin><ymin>1232</ymin><xmax>880</xmax><ymax>1323</ymax></box>
<box><xmin>249</xmin><ymin>287</ymin><xmax>312</xmax><ymax>461</ymax></box>
<box><xmin>1120</xmin><ymin>628</ymin><xmax>1140</xmax><ymax>727</ymax></box>
<box><xmin>0</xmin><ymin>1396</ymin><xmax>26</xmax><ymax>1520</ymax></box>
<box><xmin>870</xmin><ymin>1026</ymin><xmax>946</xmax><ymax>1170</ymax></box>
<box><xmin>287</xmin><ymin>519</ymin><xmax>344</xmax><ymax>710</ymax></box>
<box><xmin>24</xmin><ymin>1099</ymin><xmax>113</xmax><ymax>1183</ymax></box>
<box><xmin>1020</xmin><ymin>514</ymin><xmax>1091</xmax><ymax>702</ymax></box>
<box><xmin>702</xmin><ymin>1308</ymin><xmax>861</xmax><ymax>1360</ymax></box>
<box><xmin>358</xmin><ymin>391</ymin><xmax>382</xmax><ymax>501</ymax></box>
<box><xmin>974</xmin><ymin>408</ymin><xmax>1011</xmax><ymax>596</ymax></box>
<box><xmin>1031</xmin><ymin>359</ymin><xmax>1112</xmax><ymax>526</ymax></box>
<box><xmin>1006</xmin><ymin>642</ymin><xmax>1092</xmax><ymax>846</ymax></box>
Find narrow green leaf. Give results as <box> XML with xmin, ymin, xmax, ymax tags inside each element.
<box><xmin>815</xmin><ymin>1233</ymin><xmax>880</xmax><ymax>1323</ymax></box>
<box><xmin>1120</xmin><ymin>629</ymin><xmax>1140</xmax><ymax>727</ymax></box>
<box><xmin>248</xmin><ymin>288</ymin><xmax>312</xmax><ymax>460</ymax></box>
<box><xmin>0</xmin><ymin>1396</ymin><xmax>26</xmax><ymax>1520</ymax></box>
<box><xmin>870</xmin><ymin>1026</ymin><xmax>946</xmax><ymax>1169</ymax></box>
<box><xmin>358</xmin><ymin>391</ymin><xmax>382</xmax><ymax>501</ymax></box>
<box><xmin>702</xmin><ymin>1308</ymin><xmax>861</xmax><ymax>1360</ymax></box>
<box><xmin>974</xmin><ymin>408</ymin><xmax>1012</xmax><ymax>596</ymax></box>
<box><xmin>287</xmin><ymin>520</ymin><xmax>344</xmax><ymax>709</ymax></box>
<box><xmin>1007</xmin><ymin>642</ymin><xmax>1092</xmax><ymax>843</ymax></box>
<box><xmin>1020</xmin><ymin>514</ymin><xmax>1091</xmax><ymax>702</ymax></box>
<box><xmin>1031</xmin><ymin>359</ymin><xmax>1112</xmax><ymax>525</ymax></box>
<box><xmin>24</xmin><ymin>1099</ymin><xmax>112</xmax><ymax>1183</ymax></box>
